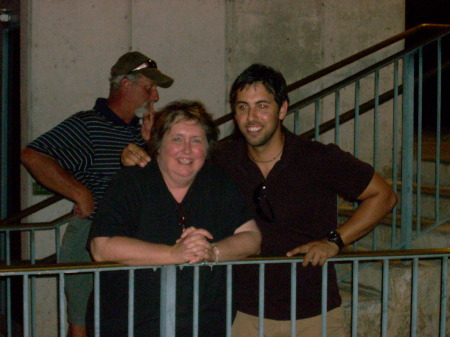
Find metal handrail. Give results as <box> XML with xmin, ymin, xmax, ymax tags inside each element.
<box><xmin>0</xmin><ymin>194</ymin><xmax>63</xmax><ymax>226</ymax></box>
<box><xmin>214</xmin><ymin>23</ymin><xmax>450</xmax><ymax>126</ymax></box>
<box><xmin>0</xmin><ymin>212</ymin><xmax>72</xmax><ymax>231</ymax></box>
<box><xmin>286</xmin><ymin>23</ymin><xmax>450</xmax><ymax>92</ymax></box>
<box><xmin>0</xmin><ymin>248</ymin><xmax>448</xmax><ymax>273</ymax></box>
<box><xmin>299</xmin><ymin>58</ymin><xmax>450</xmax><ymax>139</ymax></box>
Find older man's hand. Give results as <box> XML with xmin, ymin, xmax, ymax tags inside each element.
<box><xmin>141</xmin><ymin>109</ymin><xmax>155</xmax><ymax>142</ymax></box>
<box><xmin>121</xmin><ymin>143</ymin><xmax>151</xmax><ymax>167</ymax></box>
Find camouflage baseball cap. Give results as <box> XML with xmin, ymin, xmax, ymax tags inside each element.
<box><xmin>110</xmin><ymin>51</ymin><xmax>174</xmax><ymax>88</ymax></box>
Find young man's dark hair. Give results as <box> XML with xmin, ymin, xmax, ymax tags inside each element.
<box><xmin>229</xmin><ymin>63</ymin><xmax>290</xmax><ymax>113</ymax></box>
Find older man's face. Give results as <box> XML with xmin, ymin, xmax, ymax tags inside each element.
<box><xmin>129</xmin><ymin>76</ymin><xmax>159</xmax><ymax>115</ymax></box>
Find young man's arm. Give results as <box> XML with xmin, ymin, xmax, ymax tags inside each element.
<box><xmin>21</xmin><ymin>148</ymin><xmax>94</xmax><ymax>218</ymax></box>
<box><xmin>287</xmin><ymin>172</ymin><xmax>397</xmax><ymax>266</ymax></box>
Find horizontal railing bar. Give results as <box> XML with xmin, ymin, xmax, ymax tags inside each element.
<box><xmin>0</xmin><ymin>195</ymin><xmax>63</xmax><ymax>226</ymax></box>
<box><xmin>0</xmin><ymin>252</ymin><xmax>58</xmax><ymax>266</ymax></box>
<box><xmin>300</xmin><ymin>84</ymin><xmax>402</xmax><ymax>139</ymax></box>
<box><xmin>0</xmin><ymin>213</ymin><xmax>72</xmax><ymax>231</ymax></box>
<box><xmin>0</xmin><ymin>249</ymin><xmax>448</xmax><ymax>275</ymax></box>
<box><xmin>289</xmin><ymin>34</ymin><xmax>450</xmax><ymax>116</ymax></box>
<box><xmin>214</xmin><ymin>24</ymin><xmax>450</xmax><ymax>130</ymax></box>
<box><xmin>299</xmin><ymin>58</ymin><xmax>449</xmax><ymax>140</ymax></box>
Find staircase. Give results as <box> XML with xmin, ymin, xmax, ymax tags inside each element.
<box><xmin>279</xmin><ymin>24</ymin><xmax>450</xmax><ymax>336</ymax></box>
<box><xmin>336</xmin><ymin>131</ymin><xmax>450</xmax><ymax>336</ymax></box>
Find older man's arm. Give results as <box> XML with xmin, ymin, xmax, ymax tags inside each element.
<box><xmin>287</xmin><ymin>172</ymin><xmax>397</xmax><ymax>266</ymax></box>
<box><xmin>21</xmin><ymin>148</ymin><xmax>94</xmax><ymax>218</ymax></box>
<box><xmin>121</xmin><ymin>110</ymin><xmax>153</xmax><ymax>167</ymax></box>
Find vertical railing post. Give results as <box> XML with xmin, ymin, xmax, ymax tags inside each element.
<box><xmin>160</xmin><ymin>265</ymin><xmax>177</xmax><ymax>337</ymax></box>
<box><xmin>400</xmin><ymin>52</ymin><xmax>415</xmax><ymax>249</ymax></box>
<box><xmin>0</xmin><ymin>27</ymin><xmax>11</xmax><ymax>321</ymax></box>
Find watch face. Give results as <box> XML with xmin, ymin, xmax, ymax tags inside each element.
<box><xmin>328</xmin><ymin>231</ymin><xmax>338</xmax><ymax>239</ymax></box>
<box><xmin>327</xmin><ymin>230</ymin><xmax>344</xmax><ymax>248</ymax></box>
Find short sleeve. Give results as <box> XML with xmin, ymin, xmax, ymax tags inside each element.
<box><xmin>27</xmin><ymin>115</ymin><xmax>94</xmax><ymax>172</ymax></box>
<box><xmin>309</xmin><ymin>143</ymin><xmax>374</xmax><ymax>201</ymax></box>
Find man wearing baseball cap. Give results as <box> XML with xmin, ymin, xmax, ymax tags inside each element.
<box><xmin>21</xmin><ymin>51</ymin><xmax>173</xmax><ymax>337</ymax></box>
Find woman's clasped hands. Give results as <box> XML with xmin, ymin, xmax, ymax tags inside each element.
<box><xmin>173</xmin><ymin>227</ymin><xmax>215</xmax><ymax>264</ymax></box>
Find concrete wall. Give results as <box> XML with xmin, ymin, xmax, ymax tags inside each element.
<box><xmin>19</xmin><ymin>0</ymin><xmax>404</xmax><ymax>335</ymax></box>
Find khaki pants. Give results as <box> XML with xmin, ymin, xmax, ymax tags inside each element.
<box><xmin>232</xmin><ymin>307</ymin><xmax>345</xmax><ymax>337</ymax></box>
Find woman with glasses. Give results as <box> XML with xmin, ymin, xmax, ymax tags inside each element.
<box><xmin>87</xmin><ymin>100</ymin><xmax>261</xmax><ymax>337</ymax></box>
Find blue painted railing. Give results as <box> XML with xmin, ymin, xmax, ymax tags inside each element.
<box><xmin>0</xmin><ymin>250</ymin><xmax>448</xmax><ymax>337</ymax></box>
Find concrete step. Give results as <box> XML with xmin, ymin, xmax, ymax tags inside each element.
<box><xmin>414</xmin><ymin>160</ymin><xmax>450</xmax><ymax>187</ymax></box>
<box><xmin>392</xmin><ymin>180</ymin><xmax>450</xmax><ymax>198</ymax></box>
<box><xmin>337</xmin><ymin>259</ymin><xmax>448</xmax><ymax>337</ymax></box>
<box><xmin>338</xmin><ymin>204</ymin><xmax>450</xmax><ymax>250</ymax></box>
<box><xmin>414</xmin><ymin>132</ymin><xmax>450</xmax><ymax>165</ymax></box>
<box><xmin>340</xmin><ymin>284</ymin><xmax>382</xmax><ymax>337</ymax></box>
<box><xmin>412</xmin><ymin>221</ymin><xmax>450</xmax><ymax>249</ymax></box>
<box><xmin>391</xmin><ymin>185</ymin><xmax>450</xmax><ymax>220</ymax></box>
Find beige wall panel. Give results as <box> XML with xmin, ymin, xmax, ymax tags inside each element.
<box><xmin>131</xmin><ymin>0</ymin><xmax>227</xmax><ymax>117</ymax></box>
<box><xmin>26</xmin><ymin>0</ymin><xmax>131</xmax><ymax>140</ymax></box>
<box><xmin>319</xmin><ymin>0</ymin><xmax>405</xmax><ymax>173</ymax></box>
<box><xmin>226</xmin><ymin>0</ymin><xmax>323</xmax><ymax>92</ymax></box>
<box><xmin>322</xmin><ymin>0</ymin><xmax>404</xmax><ymax>64</ymax></box>
<box><xmin>22</xmin><ymin>2</ymin><xmax>131</xmax><ymax>334</ymax></box>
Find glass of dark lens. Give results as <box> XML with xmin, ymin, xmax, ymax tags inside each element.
<box><xmin>252</xmin><ymin>183</ymin><xmax>275</xmax><ymax>222</ymax></box>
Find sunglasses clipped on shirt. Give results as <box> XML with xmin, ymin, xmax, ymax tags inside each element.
<box><xmin>252</xmin><ymin>182</ymin><xmax>275</xmax><ymax>222</ymax></box>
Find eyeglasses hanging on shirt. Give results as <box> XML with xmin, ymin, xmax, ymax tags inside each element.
<box><xmin>252</xmin><ymin>182</ymin><xmax>275</xmax><ymax>222</ymax></box>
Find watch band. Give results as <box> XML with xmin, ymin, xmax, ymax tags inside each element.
<box><xmin>326</xmin><ymin>230</ymin><xmax>345</xmax><ymax>249</ymax></box>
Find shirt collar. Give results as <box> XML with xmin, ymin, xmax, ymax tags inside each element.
<box><xmin>93</xmin><ymin>98</ymin><xmax>140</xmax><ymax>127</ymax></box>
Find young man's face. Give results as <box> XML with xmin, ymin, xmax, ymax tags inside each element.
<box><xmin>233</xmin><ymin>82</ymin><xmax>287</xmax><ymax>147</ymax></box>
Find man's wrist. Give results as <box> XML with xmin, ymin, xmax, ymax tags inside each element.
<box><xmin>326</xmin><ymin>230</ymin><xmax>345</xmax><ymax>250</ymax></box>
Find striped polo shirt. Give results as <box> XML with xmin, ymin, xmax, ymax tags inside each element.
<box><xmin>27</xmin><ymin>98</ymin><xmax>145</xmax><ymax>217</ymax></box>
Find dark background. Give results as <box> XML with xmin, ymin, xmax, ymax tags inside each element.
<box><xmin>406</xmin><ymin>0</ymin><xmax>450</xmax><ymax>131</ymax></box>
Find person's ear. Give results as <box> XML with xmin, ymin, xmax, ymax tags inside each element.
<box><xmin>121</xmin><ymin>77</ymin><xmax>132</xmax><ymax>90</ymax></box>
<box><xmin>279</xmin><ymin>101</ymin><xmax>288</xmax><ymax>121</ymax></box>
